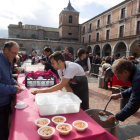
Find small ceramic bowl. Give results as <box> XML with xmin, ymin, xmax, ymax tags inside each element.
<box><xmin>52</xmin><ymin>116</ymin><xmax>66</xmax><ymax>125</ymax></box>
<box><xmin>15</xmin><ymin>101</ymin><xmax>26</xmax><ymax>109</ymax></box>
<box><xmin>56</xmin><ymin>123</ymin><xmax>72</xmax><ymax>135</ymax></box>
<box><xmin>38</xmin><ymin>126</ymin><xmax>55</xmax><ymax>139</ymax></box>
<box><xmin>72</xmin><ymin>120</ymin><xmax>88</xmax><ymax>132</ymax></box>
<box><xmin>35</xmin><ymin>118</ymin><xmax>50</xmax><ymax>128</ymax></box>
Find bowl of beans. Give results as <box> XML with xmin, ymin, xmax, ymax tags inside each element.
<box><xmin>35</xmin><ymin>118</ymin><xmax>50</xmax><ymax>128</ymax></box>
<box><xmin>72</xmin><ymin>120</ymin><xmax>88</xmax><ymax>131</ymax></box>
<box><xmin>56</xmin><ymin>123</ymin><xmax>72</xmax><ymax>135</ymax></box>
<box><xmin>38</xmin><ymin>126</ymin><xmax>55</xmax><ymax>139</ymax></box>
<box><xmin>52</xmin><ymin>116</ymin><xmax>66</xmax><ymax>125</ymax></box>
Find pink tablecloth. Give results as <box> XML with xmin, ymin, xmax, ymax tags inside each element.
<box><xmin>8</xmin><ymin>74</ymin><xmax>118</xmax><ymax>140</ymax></box>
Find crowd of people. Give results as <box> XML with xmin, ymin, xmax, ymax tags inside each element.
<box><xmin>1</xmin><ymin>40</ymin><xmax>140</xmax><ymax>140</ymax></box>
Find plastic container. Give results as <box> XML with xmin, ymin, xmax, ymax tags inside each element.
<box><xmin>25</xmin><ymin>75</ymin><xmax>56</xmax><ymax>87</ymax></box>
<box><xmin>24</xmin><ymin>65</ymin><xmax>45</xmax><ymax>73</ymax></box>
<box><xmin>98</xmin><ymin>76</ymin><xmax>105</xmax><ymax>88</ymax></box>
<box><xmin>35</xmin><ymin>92</ymin><xmax>82</xmax><ymax>116</ymax></box>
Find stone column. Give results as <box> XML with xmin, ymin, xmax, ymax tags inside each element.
<box><xmin>126</xmin><ymin>51</ymin><xmax>130</xmax><ymax>57</ymax></box>
<box><xmin>100</xmin><ymin>48</ymin><xmax>102</xmax><ymax>57</ymax></box>
<box><xmin>111</xmin><ymin>51</ymin><xmax>114</xmax><ymax>56</ymax></box>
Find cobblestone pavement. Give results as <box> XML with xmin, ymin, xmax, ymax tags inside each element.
<box><xmin>88</xmin><ymin>77</ymin><xmax>140</xmax><ymax>140</ymax></box>
<box><xmin>127</xmin><ymin>137</ymin><xmax>140</xmax><ymax>140</ymax></box>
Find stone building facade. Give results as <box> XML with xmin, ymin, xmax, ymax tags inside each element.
<box><xmin>81</xmin><ymin>0</ymin><xmax>140</xmax><ymax>58</ymax></box>
<box><xmin>3</xmin><ymin>0</ymin><xmax>140</xmax><ymax>57</ymax></box>
<box><xmin>6</xmin><ymin>1</ymin><xmax>82</xmax><ymax>56</ymax></box>
<box><xmin>8</xmin><ymin>23</ymin><xmax>59</xmax><ymax>40</ymax></box>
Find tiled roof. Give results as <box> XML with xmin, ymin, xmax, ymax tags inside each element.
<box><xmin>63</xmin><ymin>0</ymin><xmax>78</xmax><ymax>12</ymax></box>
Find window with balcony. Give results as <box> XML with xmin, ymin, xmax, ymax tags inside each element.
<box><xmin>106</xmin><ymin>30</ymin><xmax>110</xmax><ymax>40</ymax></box>
<box><xmin>83</xmin><ymin>26</ymin><xmax>85</xmax><ymax>34</ymax></box>
<box><xmin>83</xmin><ymin>37</ymin><xmax>85</xmax><ymax>43</ymax></box>
<box><xmin>89</xmin><ymin>23</ymin><xmax>92</xmax><ymax>31</ymax></box>
<box><xmin>121</xmin><ymin>8</ymin><xmax>125</xmax><ymax>19</ymax></box>
<box><xmin>89</xmin><ymin>35</ymin><xmax>91</xmax><ymax>43</ymax></box>
<box><xmin>107</xmin><ymin>15</ymin><xmax>111</xmax><ymax>24</ymax></box>
<box><xmin>97</xmin><ymin>20</ymin><xmax>100</xmax><ymax>28</ymax></box>
<box><xmin>69</xmin><ymin>15</ymin><xmax>72</xmax><ymax>23</ymax></box>
<box><xmin>96</xmin><ymin>33</ymin><xmax>99</xmax><ymax>41</ymax></box>
<box><xmin>119</xmin><ymin>25</ymin><xmax>124</xmax><ymax>38</ymax></box>
<box><xmin>137</xmin><ymin>21</ymin><xmax>140</xmax><ymax>35</ymax></box>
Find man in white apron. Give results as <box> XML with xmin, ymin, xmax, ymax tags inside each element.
<box><xmin>31</xmin><ymin>52</ymin><xmax>89</xmax><ymax>110</ymax></box>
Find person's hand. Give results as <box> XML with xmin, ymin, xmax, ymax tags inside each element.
<box><xmin>110</xmin><ymin>93</ymin><xmax>121</xmax><ymax>100</ymax></box>
<box><xmin>105</xmin><ymin>115</ymin><xmax>116</xmax><ymax>123</ymax></box>
<box><xmin>40</xmin><ymin>60</ymin><xmax>45</xmax><ymax>65</ymax></box>
<box><xmin>15</xmin><ymin>68</ymin><xmax>21</xmax><ymax>74</ymax></box>
<box><xmin>16</xmin><ymin>87</ymin><xmax>24</xmax><ymax>94</ymax></box>
<box><xmin>35</xmin><ymin>59</ymin><xmax>38</xmax><ymax>63</ymax></box>
<box><xmin>30</xmin><ymin>89</ymin><xmax>40</xmax><ymax>95</ymax></box>
<box><xmin>31</xmin><ymin>88</ymin><xmax>49</xmax><ymax>95</ymax></box>
<box><xmin>85</xmin><ymin>71</ymin><xmax>89</xmax><ymax>76</ymax></box>
<box><xmin>14</xmin><ymin>82</ymin><xmax>20</xmax><ymax>87</ymax></box>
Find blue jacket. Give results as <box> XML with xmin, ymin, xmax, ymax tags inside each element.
<box><xmin>0</xmin><ymin>53</ymin><xmax>17</xmax><ymax>106</ymax></box>
<box><xmin>116</xmin><ymin>65</ymin><xmax>140</xmax><ymax>121</ymax></box>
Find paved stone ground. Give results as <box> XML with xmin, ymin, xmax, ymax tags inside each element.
<box><xmin>87</xmin><ymin>76</ymin><xmax>140</xmax><ymax>140</ymax></box>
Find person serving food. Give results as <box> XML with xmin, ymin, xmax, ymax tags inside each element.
<box><xmin>31</xmin><ymin>52</ymin><xmax>89</xmax><ymax>111</ymax></box>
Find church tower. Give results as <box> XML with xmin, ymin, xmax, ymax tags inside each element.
<box><xmin>59</xmin><ymin>0</ymin><xmax>79</xmax><ymax>41</ymax></box>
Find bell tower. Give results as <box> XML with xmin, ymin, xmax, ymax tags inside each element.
<box><xmin>59</xmin><ymin>0</ymin><xmax>79</xmax><ymax>41</ymax></box>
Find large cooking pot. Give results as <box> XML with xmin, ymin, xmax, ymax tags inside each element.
<box><xmin>85</xmin><ymin>109</ymin><xmax>119</xmax><ymax>138</ymax></box>
<box><xmin>120</xmin><ymin>86</ymin><xmax>131</xmax><ymax>110</ymax></box>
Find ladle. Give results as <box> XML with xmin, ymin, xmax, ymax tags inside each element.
<box><xmin>99</xmin><ymin>98</ymin><xmax>112</xmax><ymax>116</ymax></box>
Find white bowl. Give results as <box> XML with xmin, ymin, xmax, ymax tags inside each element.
<box><xmin>52</xmin><ymin>116</ymin><xmax>66</xmax><ymax>125</ymax></box>
<box><xmin>56</xmin><ymin>123</ymin><xmax>72</xmax><ymax>135</ymax></box>
<box><xmin>37</xmin><ymin>76</ymin><xmax>44</xmax><ymax>80</ymax></box>
<box><xmin>17</xmin><ymin>67</ymin><xmax>24</xmax><ymax>71</ymax></box>
<box><xmin>99</xmin><ymin>115</ymin><xmax>108</xmax><ymax>121</ymax></box>
<box><xmin>12</xmin><ymin>74</ymin><xmax>18</xmax><ymax>77</ymax></box>
<box><xmin>35</xmin><ymin>118</ymin><xmax>50</xmax><ymax>128</ymax></box>
<box><xmin>72</xmin><ymin>120</ymin><xmax>88</xmax><ymax>132</ymax></box>
<box><xmin>15</xmin><ymin>101</ymin><xmax>26</xmax><ymax>109</ymax></box>
<box><xmin>38</xmin><ymin>126</ymin><xmax>55</xmax><ymax>139</ymax></box>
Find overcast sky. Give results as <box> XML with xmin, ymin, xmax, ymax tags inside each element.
<box><xmin>0</xmin><ymin>0</ymin><xmax>124</xmax><ymax>38</ymax></box>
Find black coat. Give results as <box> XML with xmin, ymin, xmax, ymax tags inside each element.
<box><xmin>116</xmin><ymin>65</ymin><xmax>140</xmax><ymax>121</ymax></box>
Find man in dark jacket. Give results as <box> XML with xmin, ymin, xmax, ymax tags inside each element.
<box><xmin>63</xmin><ymin>47</ymin><xmax>72</xmax><ymax>61</ymax></box>
<box><xmin>0</xmin><ymin>41</ymin><xmax>23</xmax><ymax>140</ymax></box>
<box><xmin>94</xmin><ymin>55</ymin><xmax>101</xmax><ymax>64</ymax></box>
<box><xmin>40</xmin><ymin>46</ymin><xmax>59</xmax><ymax>78</ymax></box>
<box><xmin>106</xmin><ymin>59</ymin><xmax>140</xmax><ymax>122</ymax></box>
<box><xmin>74</xmin><ymin>48</ymin><xmax>91</xmax><ymax>76</ymax></box>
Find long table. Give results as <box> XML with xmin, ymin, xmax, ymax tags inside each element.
<box><xmin>8</xmin><ymin>74</ymin><xmax>118</xmax><ymax>140</ymax></box>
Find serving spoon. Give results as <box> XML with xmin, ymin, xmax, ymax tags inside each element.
<box><xmin>99</xmin><ymin>98</ymin><xmax>112</xmax><ymax>116</ymax></box>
